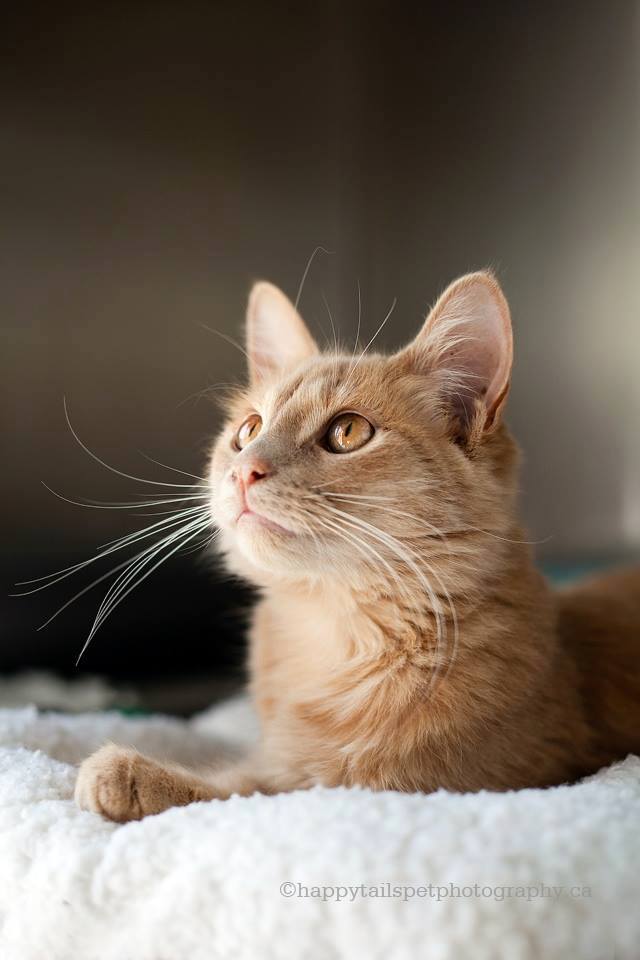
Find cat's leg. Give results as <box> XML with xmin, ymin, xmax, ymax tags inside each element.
<box><xmin>74</xmin><ymin>744</ymin><xmax>277</xmax><ymax>823</ymax></box>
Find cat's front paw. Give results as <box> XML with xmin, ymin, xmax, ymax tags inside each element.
<box><xmin>75</xmin><ymin>744</ymin><xmax>149</xmax><ymax>823</ymax></box>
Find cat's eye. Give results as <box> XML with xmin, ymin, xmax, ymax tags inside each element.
<box><xmin>325</xmin><ymin>413</ymin><xmax>374</xmax><ymax>454</ymax></box>
<box><xmin>234</xmin><ymin>414</ymin><xmax>262</xmax><ymax>450</ymax></box>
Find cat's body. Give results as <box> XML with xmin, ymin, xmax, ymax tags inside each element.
<box><xmin>249</xmin><ymin>564</ymin><xmax>640</xmax><ymax>795</ymax></box>
<box><xmin>74</xmin><ymin>272</ymin><xmax>640</xmax><ymax>821</ymax></box>
<box><xmin>558</xmin><ymin>566</ymin><xmax>640</xmax><ymax>769</ymax></box>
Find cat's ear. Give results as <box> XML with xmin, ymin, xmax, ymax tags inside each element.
<box><xmin>397</xmin><ymin>271</ymin><xmax>513</xmax><ymax>444</ymax></box>
<box><xmin>246</xmin><ymin>282</ymin><xmax>319</xmax><ymax>384</ymax></box>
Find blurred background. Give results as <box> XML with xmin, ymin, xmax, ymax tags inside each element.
<box><xmin>1</xmin><ymin>2</ymin><xmax>638</xmax><ymax>713</ymax></box>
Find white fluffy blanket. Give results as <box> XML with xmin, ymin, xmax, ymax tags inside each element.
<box><xmin>0</xmin><ymin>697</ymin><xmax>638</xmax><ymax>960</ymax></box>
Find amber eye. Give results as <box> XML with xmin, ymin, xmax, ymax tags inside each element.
<box><xmin>234</xmin><ymin>414</ymin><xmax>262</xmax><ymax>450</ymax></box>
<box><xmin>325</xmin><ymin>413</ymin><xmax>374</xmax><ymax>454</ymax></box>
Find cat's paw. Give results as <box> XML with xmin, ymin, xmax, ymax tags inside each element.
<box><xmin>75</xmin><ymin>744</ymin><xmax>152</xmax><ymax>823</ymax></box>
<box><xmin>75</xmin><ymin>744</ymin><xmax>210</xmax><ymax>822</ymax></box>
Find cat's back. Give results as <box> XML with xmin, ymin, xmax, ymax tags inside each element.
<box><xmin>557</xmin><ymin>565</ymin><xmax>640</xmax><ymax>644</ymax></box>
<box><xmin>555</xmin><ymin>566</ymin><xmax>640</xmax><ymax>762</ymax></box>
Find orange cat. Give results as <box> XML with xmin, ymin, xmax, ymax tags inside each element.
<box><xmin>75</xmin><ymin>272</ymin><xmax>640</xmax><ymax>821</ymax></box>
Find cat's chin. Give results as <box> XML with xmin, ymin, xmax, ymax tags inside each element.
<box><xmin>220</xmin><ymin>520</ymin><xmax>325</xmax><ymax>583</ymax></box>
<box><xmin>236</xmin><ymin>509</ymin><xmax>294</xmax><ymax>538</ymax></box>
<box><xmin>225</xmin><ymin>513</ymin><xmax>302</xmax><ymax>570</ymax></box>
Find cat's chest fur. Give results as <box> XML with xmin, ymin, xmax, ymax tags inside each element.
<box><xmin>244</xmin><ymin>572</ymin><xmax>598</xmax><ymax>793</ymax></box>
<box><xmin>247</xmin><ymin>585</ymin><xmax>441</xmax><ymax>787</ymax></box>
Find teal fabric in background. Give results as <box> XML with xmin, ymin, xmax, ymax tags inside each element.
<box><xmin>542</xmin><ymin>557</ymin><xmax>636</xmax><ymax>587</ymax></box>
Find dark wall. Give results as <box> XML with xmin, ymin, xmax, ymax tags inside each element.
<box><xmin>2</xmin><ymin>3</ymin><xmax>638</xmax><ymax>680</ymax></box>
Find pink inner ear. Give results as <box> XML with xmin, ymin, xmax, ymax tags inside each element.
<box><xmin>448</xmin><ymin>302</ymin><xmax>509</xmax><ymax>410</ymax></box>
<box><xmin>417</xmin><ymin>273</ymin><xmax>513</xmax><ymax>432</ymax></box>
<box><xmin>246</xmin><ymin>282</ymin><xmax>318</xmax><ymax>383</ymax></box>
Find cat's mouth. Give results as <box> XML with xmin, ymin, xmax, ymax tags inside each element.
<box><xmin>236</xmin><ymin>507</ymin><xmax>294</xmax><ymax>537</ymax></box>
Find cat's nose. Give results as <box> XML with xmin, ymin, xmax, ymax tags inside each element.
<box><xmin>238</xmin><ymin>458</ymin><xmax>272</xmax><ymax>487</ymax></box>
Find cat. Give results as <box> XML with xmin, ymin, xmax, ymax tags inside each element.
<box><xmin>75</xmin><ymin>271</ymin><xmax>640</xmax><ymax>822</ymax></box>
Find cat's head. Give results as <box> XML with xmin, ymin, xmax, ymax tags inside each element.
<box><xmin>208</xmin><ymin>272</ymin><xmax>517</xmax><ymax>593</ymax></box>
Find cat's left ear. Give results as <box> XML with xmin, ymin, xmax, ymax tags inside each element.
<box><xmin>246</xmin><ymin>282</ymin><xmax>319</xmax><ymax>384</ymax></box>
<box><xmin>396</xmin><ymin>271</ymin><xmax>513</xmax><ymax>443</ymax></box>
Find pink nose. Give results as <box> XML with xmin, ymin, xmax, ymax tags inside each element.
<box><xmin>235</xmin><ymin>458</ymin><xmax>272</xmax><ymax>487</ymax></box>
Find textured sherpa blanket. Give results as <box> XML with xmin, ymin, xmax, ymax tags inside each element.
<box><xmin>0</xmin><ymin>696</ymin><xmax>638</xmax><ymax>960</ymax></box>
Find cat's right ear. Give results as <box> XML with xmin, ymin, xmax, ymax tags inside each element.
<box><xmin>246</xmin><ymin>282</ymin><xmax>319</xmax><ymax>384</ymax></box>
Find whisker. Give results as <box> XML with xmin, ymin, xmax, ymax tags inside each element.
<box><xmin>307</xmin><ymin>491</ymin><xmax>394</xmax><ymax>501</ymax></box>
<box><xmin>321</xmin><ymin>291</ymin><xmax>340</xmax><ymax>357</ymax></box>
<box><xmin>179</xmin><ymin>528</ymin><xmax>220</xmax><ymax>557</ymax></box>
<box><xmin>322</xmin><ymin>494</ymin><xmax>449</xmax><ymax>544</ymax></box>
<box><xmin>63</xmin><ymin>398</ymin><xmax>208</xmax><ymax>489</ymax></box>
<box><xmin>17</xmin><ymin>402</ymin><xmax>218</xmax><ymax>657</ymax></box>
<box><xmin>462</xmin><ymin>528</ymin><xmax>552</xmax><ymax>546</ymax></box>
<box><xmin>89</xmin><ymin>515</ymin><xmax>209</xmax><ymax>631</ymax></box>
<box><xmin>176</xmin><ymin>381</ymin><xmax>236</xmax><ymax>409</ymax></box>
<box><xmin>37</xmin><ymin>554</ymin><xmax>150</xmax><ymax>632</ymax></box>
<box><xmin>97</xmin><ymin>505</ymin><xmax>209</xmax><ymax>549</ymax></box>
<box><xmin>128</xmin><ymin>508</ymin><xmax>207</xmax><ymax>518</ymax></box>
<box><xmin>197</xmin><ymin>324</ymin><xmax>251</xmax><ymax>362</ymax></box>
<box><xmin>40</xmin><ymin>482</ymin><xmax>208</xmax><ymax>512</ymax></box>
<box><xmin>310</xmin><ymin>477</ymin><xmax>421</xmax><ymax>492</ymax></box>
<box><xmin>294</xmin><ymin>245</ymin><xmax>332</xmax><ymax>311</ymax></box>
<box><xmin>352</xmin><ymin>280</ymin><xmax>362</xmax><ymax>360</ymax></box>
<box><xmin>14</xmin><ymin>506</ymin><xmax>208</xmax><ymax>591</ymax></box>
<box><xmin>313</xmin><ymin>515</ymin><xmax>417</xmax><ymax>614</ymax></box>
<box><xmin>319</xmin><ymin>504</ymin><xmax>456</xmax><ymax>693</ymax></box>
<box><xmin>345</xmin><ymin>296</ymin><xmax>397</xmax><ymax>383</ymax></box>
<box><xmin>320</xmin><ymin>507</ymin><xmax>439</xmax><ymax>613</ymax></box>
<box><xmin>137</xmin><ymin>452</ymin><xmax>207</xmax><ymax>483</ymax></box>
<box><xmin>312</xmin><ymin>487</ymin><xmax>546</xmax><ymax>547</ymax></box>
<box><xmin>35</xmin><ymin>512</ymin><xmax>212</xmax><ymax>633</ymax></box>
<box><xmin>76</xmin><ymin>516</ymin><xmax>213</xmax><ymax>663</ymax></box>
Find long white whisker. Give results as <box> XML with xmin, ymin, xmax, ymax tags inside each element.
<box><xmin>307</xmin><ymin>491</ymin><xmax>394</xmax><ymax>501</ymax></box>
<box><xmin>14</xmin><ymin>506</ymin><xmax>208</xmax><ymax>591</ymax></box>
<box><xmin>40</xmin><ymin>483</ymin><xmax>209</xmax><ymax>512</ymax></box>
<box><xmin>462</xmin><ymin>528</ymin><xmax>551</xmax><ymax>546</ymax></box>
<box><xmin>197</xmin><ymin>324</ymin><xmax>251</xmax><ymax>362</ymax></box>
<box><xmin>34</xmin><ymin>512</ymin><xmax>212</xmax><ymax>632</ymax></box>
<box><xmin>37</xmin><ymin>555</ymin><xmax>151</xmax><ymax>632</ymax></box>
<box><xmin>320</xmin><ymin>504</ymin><xmax>455</xmax><ymax>693</ymax></box>
<box><xmin>313</xmin><ymin>487</ymin><xmax>545</xmax><ymax>546</ymax></box>
<box><xmin>346</xmin><ymin>297</ymin><xmax>397</xmax><ymax>382</ymax></box>
<box><xmin>89</xmin><ymin>515</ymin><xmax>209</xmax><ymax>632</ymax></box>
<box><xmin>294</xmin><ymin>245</ymin><xmax>332</xmax><ymax>310</ymax></box>
<box><xmin>97</xmin><ymin>506</ymin><xmax>209</xmax><ymax>549</ymax></box>
<box><xmin>179</xmin><ymin>529</ymin><xmax>220</xmax><ymax>557</ymax></box>
<box><xmin>313</xmin><ymin>515</ymin><xmax>417</xmax><ymax>614</ymax></box>
<box><xmin>310</xmin><ymin>477</ymin><xmax>421</xmax><ymax>492</ymax></box>
<box><xmin>315</xmin><ymin>510</ymin><xmax>455</xmax><ymax>687</ymax></box>
<box><xmin>63</xmin><ymin>397</ymin><xmax>208</xmax><ymax>489</ymax></box>
<box><xmin>321</xmin><ymin>291</ymin><xmax>339</xmax><ymax>356</ymax></box>
<box><xmin>176</xmin><ymin>380</ymin><xmax>236</xmax><ymax>409</ymax></box>
<box><xmin>137</xmin><ymin>452</ymin><xmax>207</xmax><ymax>483</ymax></box>
<box><xmin>316</xmin><ymin>509</ymin><xmax>429</xmax><ymax>616</ymax></box>
<box><xmin>352</xmin><ymin>280</ymin><xmax>362</xmax><ymax>360</ymax></box>
<box><xmin>90</xmin><ymin>517</ymin><xmax>213</xmax><ymax>634</ymax></box>
<box><xmin>322</xmin><ymin>494</ymin><xmax>449</xmax><ymax>544</ymax></box>
<box><xmin>319</xmin><ymin>495</ymin><xmax>459</xmax><ymax>678</ymax></box>
<box><xmin>76</xmin><ymin>517</ymin><xmax>212</xmax><ymax>663</ymax></box>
